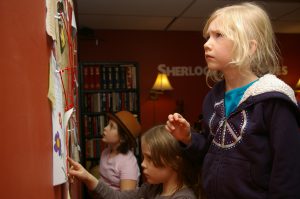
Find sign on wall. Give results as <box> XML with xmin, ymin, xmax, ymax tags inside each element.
<box><xmin>157</xmin><ymin>64</ymin><xmax>288</xmax><ymax>76</ymax></box>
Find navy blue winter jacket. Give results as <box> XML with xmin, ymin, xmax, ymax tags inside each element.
<box><xmin>184</xmin><ymin>74</ymin><xmax>300</xmax><ymax>199</ymax></box>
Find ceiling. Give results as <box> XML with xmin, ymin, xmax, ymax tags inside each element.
<box><xmin>76</xmin><ymin>0</ymin><xmax>300</xmax><ymax>33</ymax></box>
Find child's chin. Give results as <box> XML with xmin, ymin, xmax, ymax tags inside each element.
<box><xmin>145</xmin><ymin>178</ymin><xmax>160</xmax><ymax>184</ymax></box>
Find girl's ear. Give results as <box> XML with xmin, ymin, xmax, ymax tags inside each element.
<box><xmin>249</xmin><ymin>39</ymin><xmax>257</xmax><ymax>56</ymax></box>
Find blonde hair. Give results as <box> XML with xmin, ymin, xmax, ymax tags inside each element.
<box><xmin>203</xmin><ymin>2</ymin><xmax>281</xmax><ymax>82</ymax></box>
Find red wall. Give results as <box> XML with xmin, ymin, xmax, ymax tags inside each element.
<box><xmin>0</xmin><ymin>1</ymin><xmax>80</xmax><ymax>199</ymax></box>
<box><xmin>276</xmin><ymin>34</ymin><xmax>300</xmax><ymax>86</ymax></box>
<box><xmin>78</xmin><ymin>30</ymin><xmax>300</xmax><ymax>132</ymax></box>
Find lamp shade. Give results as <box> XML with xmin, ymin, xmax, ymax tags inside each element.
<box><xmin>295</xmin><ymin>78</ymin><xmax>300</xmax><ymax>92</ymax></box>
<box><xmin>151</xmin><ymin>73</ymin><xmax>173</xmax><ymax>91</ymax></box>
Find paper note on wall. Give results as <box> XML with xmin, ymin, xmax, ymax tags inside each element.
<box><xmin>48</xmin><ymin>51</ymin><xmax>67</xmax><ymax>185</ymax></box>
<box><xmin>45</xmin><ymin>0</ymin><xmax>57</xmax><ymax>40</ymax></box>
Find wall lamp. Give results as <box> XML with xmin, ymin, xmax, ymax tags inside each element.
<box><xmin>150</xmin><ymin>73</ymin><xmax>173</xmax><ymax>100</ymax></box>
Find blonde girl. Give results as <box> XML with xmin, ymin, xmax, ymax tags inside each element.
<box><xmin>166</xmin><ymin>2</ymin><xmax>300</xmax><ymax>199</ymax></box>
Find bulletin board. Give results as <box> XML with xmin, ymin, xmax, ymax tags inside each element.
<box><xmin>46</xmin><ymin>0</ymin><xmax>80</xmax><ymax>191</ymax></box>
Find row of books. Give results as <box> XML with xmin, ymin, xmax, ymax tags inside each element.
<box><xmin>83</xmin><ymin>92</ymin><xmax>138</xmax><ymax>113</ymax></box>
<box><xmin>83</xmin><ymin>64</ymin><xmax>137</xmax><ymax>90</ymax></box>
<box><xmin>85</xmin><ymin>139</ymin><xmax>106</xmax><ymax>159</ymax></box>
<box><xmin>83</xmin><ymin>115</ymin><xmax>106</xmax><ymax>137</ymax></box>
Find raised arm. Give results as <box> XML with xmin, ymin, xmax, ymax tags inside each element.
<box><xmin>68</xmin><ymin>157</ymin><xmax>143</xmax><ymax>199</ymax></box>
<box><xmin>165</xmin><ymin>113</ymin><xmax>192</xmax><ymax>145</ymax></box>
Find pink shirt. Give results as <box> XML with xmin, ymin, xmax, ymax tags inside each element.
<box><xmin>99</xmin><ymin>148</ymin><xmax>140</xmax><ymax>190</ymax></box>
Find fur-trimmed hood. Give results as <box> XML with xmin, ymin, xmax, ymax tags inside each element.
<box><xmin>240</xmin><ymin>74</ymin><xmax>297</xmax><ymax>106</ymax></box>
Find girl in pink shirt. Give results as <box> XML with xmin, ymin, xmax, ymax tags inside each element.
<box><xmin>99</xmin><ymin>111</ymin><xmax>141</xmax><ymax>191</ymax></box>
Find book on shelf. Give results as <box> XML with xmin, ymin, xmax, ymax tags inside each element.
<box><xmin>85</xmin><ymin>94</ymin><xmax>92</xmax><ymax>112</ymax></box>
<box><xmin>125</xmin><ymin>65</ymin><xmax>133</xmax><ymax>89</ymax></box>
<box><xmin>119</xmin><ymin>66</ymin><xmax>126</xmax><ymax>89</ymax></box>
<box><xmin>106</xmin><ymin>66</ymin><xmax>113</xmax><ymax>89</ymax></box>
<box><xmin>114</xmin><ymin>67</ymin><xmax>120</xmax><ymax>89</ymax></box>
<box><xmin>90</xmin><ymin>93</ymin><xmax>101</xmax><ymax>112</ymax></box>
<box><xmin>131</xmin><ymin>66</ymin><xmax>137</xmax><ymax>89</ymax></box>
<box><xmin>83</xmin><ymin>67</ymin><xmax>90</xmax><ymax>89</ymax></box>
<box><xmin>95</xmin><ymin>66</ymin><xmax>101</xmax><ymax>89</ymax></box>
<box><xmin>89</xmin><ymin>66</ymin><xmax>95</xmax><ymax>89</ymax></box>
<box><xmin>85</xmin><ymin>139</ymin><xmax>107</xmax><ymax>159</ymax></box>
<box><xmin>84</xmin><ymin>115</ymin><xmax>88</xmax><ymax>136</ymax></box>
<box><xmin>101</xmin><ymin>66</ymin><xmax>107</xmax><ymax>89</ymax></box>
<box><xmin>85</xmin><ymin>139</ymin><xmax>99</xmax><ymax>159</ymax></box>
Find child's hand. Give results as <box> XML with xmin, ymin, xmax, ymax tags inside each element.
<box><xmin>165</xmin><ymin>113</ymin><xmax>191</xmax><ymax>145</ymax></box>
<box><xmin>68</xmin><ymin>157</ymin><xmax>99</xmax><ymax>190</ymax></box>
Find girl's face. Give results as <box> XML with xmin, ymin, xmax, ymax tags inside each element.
<box><xmin>141</xmin><ymin>141</ymin><xmax>176</xmax><ymax>184</ymax></box>
<box><xmin>203</xmin><ymin>17</ymin><xmax>234</xmax><ymax>72</ymax></box>
<box><xmin>102</xmin><ymin>120</ymin><xmax>120</xmax><ymax>144</ymax></box>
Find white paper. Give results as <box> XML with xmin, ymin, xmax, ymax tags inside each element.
<box><xmin>45</xmin><ymin>0</ymin><xmax>57</xmax><ymax>40</ymax></box>
<box><xmin>48</xmin><ymin>51</ymin><xmax>68</xmax><ymax>186</ymax></box>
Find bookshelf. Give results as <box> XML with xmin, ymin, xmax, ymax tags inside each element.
<box><xmin>78</xmin><ymin>61</ymin><xmax>140</xmax><ymax>197</ymax></box>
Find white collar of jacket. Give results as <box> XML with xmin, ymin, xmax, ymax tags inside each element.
<box><xmin>239</xmin><ymin>74</ymin><xmax>297</xmax><ymax>106</ymax></box>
